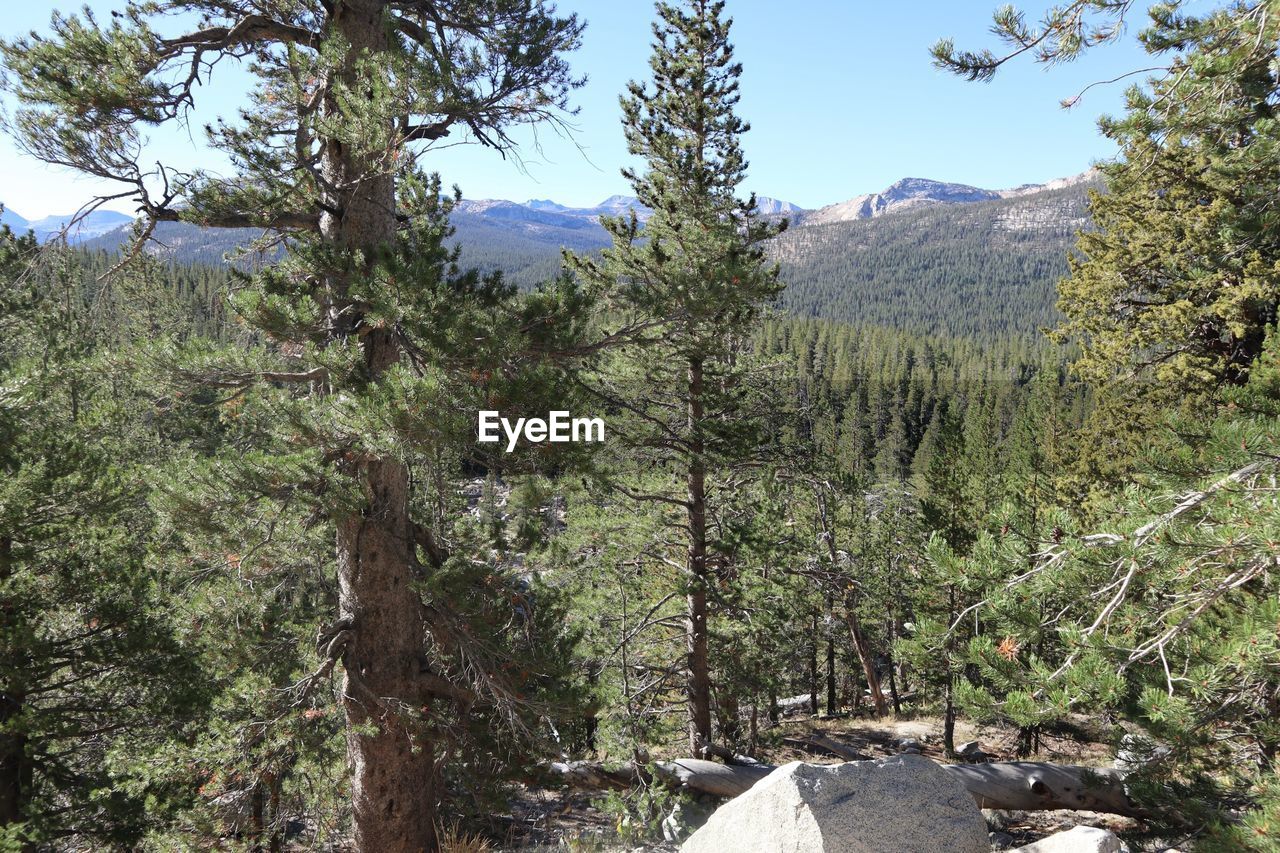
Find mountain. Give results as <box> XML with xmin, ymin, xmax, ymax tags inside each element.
<box><xmin>0</xmin><ymin>207</ymin><xmax>28</xmax><ymax>233</ymax></box>
<box><xmin>754</xmin><ymin>196</ymin><xmax>806</xmax><ymax>216</ymax></box>
<box><xmin>800</xmin><ymin>178</ymin><xmax>1000</xmax><ymax>226</ymax></box>
<box><xmin>773</xmin><ymin>177</ymin><xmax>1098</xmax><ymax>338</ymax></box>
<box><xmin>1</xmin><ymin>203</ymin><xmax>134</xmax><ymax>243</ymax></box>
<box><xmin>72</xmin><ymin>174</ymin><xmax>1097</xmax><ymax>337</ymax></box>
<box><xmin>995</xmin><ymin>170</ymin><xmax>1100</xmax><ymax>199</ymax></box>
<box><xmin>796</xmin><ymin>171</ymin><xmax>1099</xmax><ymax>227</ymax></box>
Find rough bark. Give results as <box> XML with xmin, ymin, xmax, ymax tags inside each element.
<box><xmin>685</xmin><ymin>356</ymin><xmax>713</xmax><ymax>755</ymax></box>
<box><xmin>324</xmin><ymin>3</ymin><xmax>436</xmax><ymax>850</ymax></box>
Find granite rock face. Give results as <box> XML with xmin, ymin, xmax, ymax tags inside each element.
<box><xmin>680</xmin><ymin>755</ymin><xmax>988</xmax><ymax>853</ymax></box>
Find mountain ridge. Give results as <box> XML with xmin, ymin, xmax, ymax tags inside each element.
<box><xmin>55</xmin><ymin>169</ymin><xmax>1102</xmax><ymax>338</ymax></box>
<box><xmin>0</xmin><ymin>204</ymin><xmax>133</xmax><ymax>243</ymax></box>
<box><xmin>798</xmin><ymin>170</ymin><xmax>1097</xmax><ymax>226</ymax></box>
<box><xmin>27</xmin><ymin>170</ymin><xmax>1096</xmax><ymax>252</ymax></box>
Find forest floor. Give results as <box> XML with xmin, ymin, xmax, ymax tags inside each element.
<box><xmin>494</xmin><ymin>711</ymin><xmax>1151</xmax><ymax>852</ymax></box>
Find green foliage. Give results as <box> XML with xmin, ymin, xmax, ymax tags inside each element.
<box><xmin>1050</xmin><ymin>4</ymin><xmax>1280</xmax><ymax>390</ymax></box>
<box><xmin>0</xmin><ymin>232</ymin><xmax>210</xmax><ymax>847</ymax></box>
<box><xmin>564</xmin><ymin>0</ymin><xmax>787</xmax><ymax>753</ymax></box>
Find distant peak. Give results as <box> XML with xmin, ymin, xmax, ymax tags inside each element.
<box><xmin>753</xmin><ymin>196</ymin><xmax>806</xmax><ymax>215</ymax></box>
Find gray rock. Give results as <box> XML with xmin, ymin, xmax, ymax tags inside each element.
<box><xmin>957</xmin><ymin>740</ymin><xmax>987</xmax><ymax>760</ymax></box>
<box><xmin>990</xmin><ymin>830</ymin><xmax>1017</xmax><ymax>849</ymax></box>
<box><xmin>898</xmin><ymin>737</ymin><xmax>923</xmax><ymax>753</ymax></box>
<box><xmin>1011</xmin><ymin>826</ymin><xmax>1124</xmax><ymax>853</ymax></box>
<box><xmin>679</xmin><ymin>756</ymin><xmax>988</xmax><ymax>853</ymax></box>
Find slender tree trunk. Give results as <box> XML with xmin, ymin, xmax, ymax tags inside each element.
<box><xmin>323</xmin><ymin>3</ymin><xmax>437</xmax><ymax>850</ymax></box>
<box><xmin>885</xmin><ymin>618</ymin><xmax>901</xmax><ymax>714</ymax></box>
<box><xmin>719</xmin><ymin>693</ymin><xmax>741</xmax><ymax>745</ymax></box>
<box><xmin>944</xmin><ymin>586</ymin><xmax>958</xmax><ymax>758</ymax></box>
<box><xmin>808</xmin><ymin>611</ymin><xmax>819</xmax><ymax>716</ymax></box>
<box><xmin>886</xmin><ymin>657</ymin><xmax>902</xmax><ymax>715</ymax></box>
<box><xmin>813</xmin><ymin>488</ymin><xmax>887</xmax><ymax>716</ymax></box>
<box><xmin>824</xmin><ymin>634</ymin><xmax>837</xmax><ymax>716</ymax></box>
<box><xmin>686</xmin><ymin>357</ymin><xmax>713</xmax><ymax>755</ymax></box>
<box><xmin>844</xmin><ymin>602</ymin><xmax>889</xmax><ymax>716</ymax></box>
<box><xmin>829</xmin><ymin>591</ymin><xmax>839</xmax><ymax>712</ymax></box>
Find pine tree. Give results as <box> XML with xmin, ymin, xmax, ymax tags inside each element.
<box><xmin>936</xmin><ymin>1</ymin><xmax>1280</xmax><ymax>391</ymax></box>
<box><xmin>2</xmin><ymin>4</ymin><xmax>584</xmax><ymax>848</ymax></box>
<box><xmin>567</xmin><ymin>0</ymin><xmax>784</xmax><ymax>756</ymax></box>
<box><xmin>0</xmin><ymin>234</ymin><xmax>205</xmax><ymax>848</ymax></box>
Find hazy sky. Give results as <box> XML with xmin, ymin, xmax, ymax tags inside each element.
<box><xmin>0</xmin><ymin>1</ymin><xmax>1157</xmax><ymax>219</ymax></box>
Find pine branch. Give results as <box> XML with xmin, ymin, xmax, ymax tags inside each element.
<box><xmin>149</xmin><ymin>207</ymin><xmax>320</xmax><ymax>232</ymax></box>
<box><xmin>156</xmin><ymin>14</ymin><xmax>321</xmax><ymax>57</ymax></box>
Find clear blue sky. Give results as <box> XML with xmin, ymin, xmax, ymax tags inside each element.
<box><xmin>0</xmin><ymin>1</ymin><xmax>1157</xmax><ymax>218</ymax></box>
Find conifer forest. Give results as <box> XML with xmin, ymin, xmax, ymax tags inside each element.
<box><xmin>1</xmin><ymin>1</ymin><xmax>1278</xmax><ymax>851</ymax></box>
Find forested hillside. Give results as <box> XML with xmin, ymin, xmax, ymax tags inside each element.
<box><xmin>77</xmin><ymin>177</ymin><xmax>1093</xmax><ymax>339</ymax></box>
<box><xmin>2</xmin><ymin>1</ymin><xmax>1278</xmax><ymax>852</ymax></box>
<box><xmin>772</xmin><ymin>182</ymin><xmax>1095</xmax><ymax>337</ymax></box>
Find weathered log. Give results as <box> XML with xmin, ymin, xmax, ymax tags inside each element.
<box><xmin>781</xmin><ymin>733</ymin><xmax>872</xmax><ymax>761</ymax></box>
<box><xmin>654</xmin><ymin>759</ymin><xmax>772</xmax><ymax>798</ymax></box>
<box><xmin>945</xmin><ymin>762</ymin><xmax>1136</xmax><ymax>816</ymax></box>
<box><xmin>548</xmin><ymin>760</ymin><xmax>647</xmax><ymax>791</ymax></box>
<box><xmin>653</xmin><ymin>758</ymin><xmax>1144</xmax><ymax>818</ymax></box>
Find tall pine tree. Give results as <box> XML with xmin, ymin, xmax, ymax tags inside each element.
<box><xmin>2</xmin><ymin>4</ymin><xmax>584</xmax><ymax>849</ymax></box>
<box><xmin>568</xmin><ymin>0</ymin><xmax>784</xmax><ymax>756</ymax></box>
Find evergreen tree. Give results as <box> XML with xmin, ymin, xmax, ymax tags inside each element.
<box><xmin>2</xmin><ymin>4</ymin><xmax>585</xmax><ymax>848</ymax></box>
<box><xmin>936</xmin><ymin>1</ymin><xmax>1280</xmax><ymax>390</ymax></box>
<box><xmin>0</xmin><ymin>233</ymin><xmax>204</xmax><ymax>848</ymax></box>
<box><xmin>568</xmin><ymin>0</ymin><xmax>784</xmax><ymax>755</ymax></box>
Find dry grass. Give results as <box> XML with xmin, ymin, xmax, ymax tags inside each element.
<box><xmin>438</xmin><ymin>822</ymin><xmax>493</xmax><ymax>853</ymax></box>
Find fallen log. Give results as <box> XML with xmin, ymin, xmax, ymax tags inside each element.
<box><xmin>548</xmin><ymin>760</ymin><xmax>647</xmax><ymax>791</ymax></box>
<box><xmin>946</xmin><ymin>761</ymin><xmax>1136</xmax><ymax>816</ymax></box>
<box><xmin>654</xmin><ymin>759</ymin><xmax>772</xmax><ymax>798</ymax></box>
<box><xmin>781</xmin><ymin>733</ymin><xmax>872</xmax><ymax>761</ymax></box>
<box><xmin>650</xmin><ymin>758</ymin><xmax>1144</xmax><ymax>818</ymax></box>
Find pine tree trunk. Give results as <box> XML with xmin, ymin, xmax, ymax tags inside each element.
<box><xmin>808</xmin><ymin>611</ymin><xmax>819</xmax><ymax>716</ymax></box>
<box><xmin>825</xmin><ymin>634</ymin><xmax>837</xmax><ymax>716</ymax></box>
<box><xmin>843</xmin><ymin>602</ymin><xmax>889</xmax><ymax>716</ymax></box>
<box><xmin>686</xmin><ymin>357</ymin><xmax>713</xmax><ymax>755</ymax></box>
<box><xmin>886</xmin><ymin>618</ymin><xmax>902</xmax><ymax>714</ymax></box>
<box><xmin>823</xmin><ymin>591</ymin><xmax>836</xmax><ymax>715</ymax></box>
<box><xmin>944</xmin><ymin>586</ymin><xmax>958</xmax><ymax>758</ymax></box>
<box><xmin>323</xmin><ymin>3</ymin><xmax>437</xmax><ymax>850</ymax></box>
